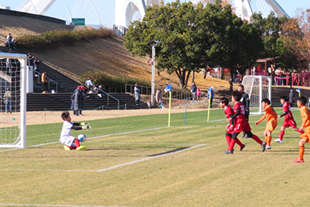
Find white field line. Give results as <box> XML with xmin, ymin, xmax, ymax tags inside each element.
<box><xmin>0</xmin><ymin>144</ymin><xmax>206</xmax><ymax>173</ymax></box>
<box><xmin>97</xmin><ymin>144</ymin><xmax>206</xmax><ymax>172</ymax></box>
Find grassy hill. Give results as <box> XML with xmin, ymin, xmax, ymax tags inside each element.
<box><xmin>25</xmin><ymin>36</ymin><xmax>230</xmax><ymax>93</ymax></box>
<box><xmin>0</xmin><ymin>14</ymin><xmax>73</xmax><ymax>40</ymax></box>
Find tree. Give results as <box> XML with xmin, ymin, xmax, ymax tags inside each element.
<box><xmin>251</xmin><ymin>12</ymin><xmax>286</xmax><ymax>83</ymax></box>
<box><xmin>277</xmin><ymin>12</ymin><xmax>310</xmax><ymax>87</ymax></box>
<box><xmin>210</xmin><ymin>4</ymin><xmax>264</xmax><ymax>92</ymax></box>
<box><xmin>124</xmin><ymin>1</ymin><xmax>218</xmax><ymax>88</ymax></box>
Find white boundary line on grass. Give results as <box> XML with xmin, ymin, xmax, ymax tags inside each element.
<box><xmin>97</xmin><ymin>144</ymin><xmax>206</xmax><ymax>172</ymax></box>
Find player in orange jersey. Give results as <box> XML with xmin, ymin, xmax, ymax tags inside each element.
<box><xmin>292</xmin><ymin>96</ymin><xmax>310</xmax><ymax>163</ymax></box>
<box><xmin>255</xmin><ymin>99</ymin><xmax>277</xmax><ymax>150</ymax></box>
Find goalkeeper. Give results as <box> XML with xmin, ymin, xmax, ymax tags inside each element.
<box><xmin>60</xmin><ymin>111</ymin><xmax>91</xmax><ymax>151</ymax></box>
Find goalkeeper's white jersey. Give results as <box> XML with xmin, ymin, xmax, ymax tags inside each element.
<box><xmin>59</xmin><ymin>121</ymin><xmax>76</xmax><ymax>146</ymax></box>
<box><xmin>60</xmin><ymin>121</ymin><xmax>73</xmax><ymax>138</ymax></box>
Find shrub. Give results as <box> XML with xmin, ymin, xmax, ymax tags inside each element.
<box><xmin>16</xmin><ymin>28</ymin><xmax>114</xmax><ymax>49</ymax></box>
<box><xmin>80</xmin><ymin>70</ymin><xmax>150</xmax><ymax>93</ymax></box>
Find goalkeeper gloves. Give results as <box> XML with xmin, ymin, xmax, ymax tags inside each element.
<box><xmin>81</xmin><ymin>123</ymin><xmax>91</xmax><ymax>130</ymax></box>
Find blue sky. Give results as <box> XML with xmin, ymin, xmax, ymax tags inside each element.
<box><xmin>0</xmin><ymin>0</ymin><xmax>309</xmax><ymax>25</ymax></box>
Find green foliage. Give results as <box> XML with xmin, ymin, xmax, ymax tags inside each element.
<box><xmin>124</xmin><ymin>0</ymin><xmax>263</xmax><ymax>90</ymax></box>
<box><xmin>15</xmin><ymin>28</ymin><xmax>114</xmax><ymax>49</ymax></box>
<box><xmin>80</xmin><ymin>70</ymin><xmax>150</xmax><ymax>92</ymax></box>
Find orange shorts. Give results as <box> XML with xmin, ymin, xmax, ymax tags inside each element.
<box><xmin>300</xmin><ymin>127</ymin><xmax>310</xmax><ymax>143</ymax></box>
<box><xmin>265</xmin><ymin>119</ymin><xmax>277</xmax><ymax>132</ymax></box>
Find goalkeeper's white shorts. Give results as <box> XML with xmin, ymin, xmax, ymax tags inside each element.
<box><xmin>60</xmin><ymin>135</ymin><xmax>75</xmax><ymax>146</ymax></box>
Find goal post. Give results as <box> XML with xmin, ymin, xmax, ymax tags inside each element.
<box><xmin>242</xmin><ymin>75</ymin><xmax>271</xmax><ymax>115</ymax></box>
<box><xmin>0</xmin><ymin>52</ymin><xmax>27</xmax><ymax>148</ymax></box>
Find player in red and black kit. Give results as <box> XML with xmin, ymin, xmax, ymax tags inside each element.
<box><xmin>226</xmin><ymin>91</ymin><xmax>266</xmax><ymax>154</ymax></box>
<box><xmin>276</xmin><ymin>96</ymin><xmax>304</xmax><ymax>143</ymax></box>
<box><xmin>220</xmin><ymin>98</ymin><xmax>246</xmax><ymax>153</ymax></box>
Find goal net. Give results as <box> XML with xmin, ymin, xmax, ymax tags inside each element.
<box><xmin>242</xmin><ymin>75</ymin><xmax>271</xmax><ymax>115</ymax></box>
<box><xmin>0</xmin><ymin>52</ymin><xmax>27</xmax><ymax>148</ymax></box>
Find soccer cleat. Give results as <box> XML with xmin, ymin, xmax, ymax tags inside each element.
<box><xmin>240</xmin><ymin>144</ymin><xmax>246</xmax><ymax>151</ymax></box>
<box><xmin>262</xmin><ymin>142</ymin><xmax>266</xmax><ymax>152</ymax></box>
<box><xmin>292</xmin><ymin>158</ymin><xmax>304</xmax><ymax>163</ymax></box>
<box><xmin>274</xmin><ymin>139</ymin><xmax>283</xmax><ymax>143</ymax></box>
<box><xmin>224</xmin><ymin>149</ymin><xmax>234</xmax><ymax>154</ymax></box>
<box><xmin>76</xmin><ymin>146</ymin><xmax>86</xmax><ymax>151</ymax></box>
<box><xmin>64</xmin><ymin>146</ymin><xmax>71</xmax><ymax>151</ymax></box>
<box><xmin>266</xmin><ymin>145</ymin><xmax>272</xmax><ymax>149</ymax></box>
<box><xmin>242</xmin><ymin>132</ymin><xmax>246</xmax><ymax>138</ymax></box>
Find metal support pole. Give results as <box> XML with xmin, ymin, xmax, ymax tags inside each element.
<box><xmin>151</xmin><ymin>44</ymin><xmax>156</xmax><ymax>106</ymax></box>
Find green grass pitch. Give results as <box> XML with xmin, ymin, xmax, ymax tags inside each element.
<box><xmin>0</xmin><ymin>108</ymin><xmax>309</xmax><ymax>206</ymax></box>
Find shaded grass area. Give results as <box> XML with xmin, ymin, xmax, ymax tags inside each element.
<box><xmin>0</xmin><ymin>109</ymin><xmax>309</xmax><ymax>206</ymax></box>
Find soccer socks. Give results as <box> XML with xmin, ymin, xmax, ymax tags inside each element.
<box><xmin>279</xmin><ymin>131</ymin><xmax>284</xmax><ymax>140</ymax></box>
<box><xmin>235</xmin><ymin>138</ymin><xmax>243</xmax><ymax>147</ymax></box>
<box><xmin>299</xmin><ymin>145</ymin><xmax>305</xmax><ymax>160</ymax></box>
<box><xmin>297</xmin><ymin>128</ymin><xmax>305</xmax><ymax>134</ymax></box>
<box><xmin>229</xmin><ymin>139</ymin><xmax>236</xmax><ymax>151</ymax></box>
<box><xmin>74</xmin><ymin>139</ymin><xmax>80</xmax><ymax>148</ymax></box>
<box><xmin>266</xmin><ymin>136</ymin><xmax>272</xmax><ymax>147</ymax></box>
<box><xmin>225</xmin><ymin>136</ymin><xmax>231</xmax><ymax>148</ymax></box>
<box><xmin>252</xmin><ymin>135</ymin><xmax>263</xmax><ymax>145</ymax></box>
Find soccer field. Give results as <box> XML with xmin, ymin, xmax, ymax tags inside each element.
<box><xmin>0</xmin><ymin>108</ymin><xmax>309</xmax><ymax>207</ymax></box>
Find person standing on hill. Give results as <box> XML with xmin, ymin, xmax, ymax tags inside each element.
<box><xmin>156</xmin><ymin>89</ymin><xmax>164</xmax><ymax>109</ymax></box>
<box><xmin>42</xmin><ymin>71</ymin><xmax>48</xmax><ymax>93</ymax></box>
<box><xmin>134</xmin><ymin>83</ymin><xmax>141</xmax><ymax>105</ymax></box>
<box><xmin>191</xmin><ymin>82</ymin><xmax>197</xmax><ymax>101</ymax></box>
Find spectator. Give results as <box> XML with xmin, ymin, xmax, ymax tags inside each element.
<box><xmin>4</xmin><ymin>33</ymin><xmax>15</xmax><ymax>50</ymax></box>
<box><xmin>4</xmin><ymin>88</ymin><xmax>11</xmax><ymax>114</ymax></box>
<box><xmin>85</xmin><ymin>77</ymin><xmax>93</xmax><ymax>88</ymax></box>
<box><xmin>79</xmin><ymin>86</ymin><xmax>86</xmax><ymax>116</ymax></box>
<box><xmin>196</xmin><ymin>88</ymin><xmax>201</xmax><ymax>100</ymax></box>
<box><xmin>134</xmin><ymin>83</ymin><xmax>141</xmax><ymax>105</ymax></box>
<box><xmin>190</xmin><ymin>82</ymin><xmax>197</xmax><ymax>101</ymax></box>
<box><xmin>155</xmin><ymin>89</ymin><xmax>164</xmax><ymax>110</ymax></box>
<box><xmin>42</xmin><ymin>71</ymin><xmax>48</xmax><ymax>93</ymax></box>
<box><xmin>207</xmin><ymin>86</ymin><xmax>214</xmax><ymax>108</ymax></box>
<box><xmin>27</xmin><ymin>53</ymin><xmax>35</xmax><ymax>66</ymax></box>
<box><xmin>34</xmin><ymin>57</ymin><xmax>40</xmax><ymax>71</ymax></box>
<box><xmin>98</xmin><ymin>85</ymin><xmax>104</xmax><ymax>98</ymax></box>
<box><xmin>72</xmin><ymin>86</ymin><xmax>82</xmax><ymax>116</ymax></box>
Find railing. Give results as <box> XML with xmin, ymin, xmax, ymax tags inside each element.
<box><xmin>97</xmin><ymin>87</ymin><xmax>120</xmax><ymax>110</ymax></box>
<box><xmin>125</xmin><ymin>84</ymin><xmax>151</xmax><ymax>95</ymax></box>
<box><xmin>35</xmin><ymin>71</ymin><xmax>58</xmax><ymax>92</ymax></box>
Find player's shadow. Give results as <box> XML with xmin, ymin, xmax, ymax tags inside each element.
<box><xmin>149</xmin><ymin>147</ymin><xmax>189</xmax><ymax>157</ymax></box>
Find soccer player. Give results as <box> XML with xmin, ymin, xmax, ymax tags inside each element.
<box><xmin>276</xmin><ymin>96</ymin><xmax>303</xmax><ymax>143</ymax></box>
<box><xmin>220</xmin><ymin>98</ymin><xmax>246</xmax><ymax>153</ymax></box>
<box><xmin>238</xmin><ymin>85</ymin><xmax>250</xmax><ymax>138</ymax></box>
<box><xmin>255</xmin><ymin>99</ymin><xmax>277</xmax><ymax>150</ymax></box>
<box><xmin>226</xmin><ymin>91</ymin><xmax>266</xmax><ymax>154</ymax></box>
<box><xmin>60</xmin><ymin>111</ymin><xmax>91</xmax><ymax>151</ymax></box>
<box><xmin>292</xmin><ymin>96</ymin><xmax>310</xmax><ymax>163</ymax></box>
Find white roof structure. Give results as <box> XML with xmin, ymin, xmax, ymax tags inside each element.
<box><xmin>16</xmin><ymin>0</ymin><xmax>289</xmax><ymax>28</ymax></box>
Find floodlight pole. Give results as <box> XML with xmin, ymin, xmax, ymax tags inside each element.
<box><xmin>151</xmin><ymin>43</ymin><xmax>156</xmax><ymax>106</ymax></box>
